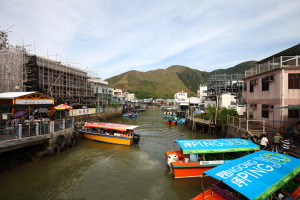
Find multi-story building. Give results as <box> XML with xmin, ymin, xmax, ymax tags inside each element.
<box><xmin>23</xmin><ymin>54</ymin><xmax>94</xmax><ymax>105</ymax></box>
<box><xmin>0</xmin><ymin>32</ymin><xmax>97</xmax><ymax>106</ymax></box>
<box><xmin>243</xmin><ymin>44</ymin><xmax>300</xmax><ymax>128</ymax></box>
<box><xmin>112</xmin><ymin>89</ymin><xmax>125</xmax><ymax>104</ymax></box>
<box><xmin>88</xmin><ymin>78</ymin><xmax>112</xmax><ymax>107</ymax></box>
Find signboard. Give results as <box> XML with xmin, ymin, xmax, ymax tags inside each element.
<box><xmin>16</xmin><ymin>99</ymin><xmax>54</xmax><ymax>105</ymax></box>
<box><xmin>78</xmin><ymin>108</ymin><xmax>91</xmax><ymax>115</ymax></box>
<box><xmin>175</xmin><ymin>138</ymin><xmax>260</xmax><ymax>154</ymax></box>
<box><xmin>205</xmin><ymin>150</ymin><xmax>300</xmax><ymax>200</ymax></box>
<box><xmin>200</xmin><ymin>160</ymin><xmax>225</xmax><ymax>165</ymax></box>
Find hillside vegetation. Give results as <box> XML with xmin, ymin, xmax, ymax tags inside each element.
<box><xmin>106</xmin><ymin>61</ymin><xmax>256</xmax><ymax>99</ymax></box>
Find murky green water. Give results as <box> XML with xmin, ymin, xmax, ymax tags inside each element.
<box><xmin>0</xmin><ymin>106</ymin><xmax>218</xmax><ymax>200</ymax></box>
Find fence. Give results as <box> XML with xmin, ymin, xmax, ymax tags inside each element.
<box><xmin>0</xmin><ymin>118</ymin><xmax>74</xmax><ymax>142</ymax></box>
<box><xmin>227</xmin><ymin>116</ymin><xmax>266</xmax><ymax>134</ymax></box>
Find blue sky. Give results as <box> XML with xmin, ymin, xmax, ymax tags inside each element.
<box><xmin>1</xmin><ymin>0</ymin><xmax>299</xmax><ymax>79</ymax></box>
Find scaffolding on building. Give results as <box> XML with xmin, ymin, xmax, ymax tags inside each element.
<box><xmin>0</xmin><ymin>30</ymin><xmax>95</xmax><ymax>106</ymax></box>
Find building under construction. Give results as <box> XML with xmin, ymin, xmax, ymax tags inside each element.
<box><xmin>0</xmin><ymin>30</ymin><xmax>95</xmax><ymax>106</ymax></box>
<box><xmin>207</xmin><ymin>73</ymin><xmax>244</xmax><ymax>95</ymax></box>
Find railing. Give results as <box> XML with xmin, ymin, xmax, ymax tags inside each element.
<box><xmin>0</xmin><ymin>118</ymin><xmax>74</xmax><ymax>142</ymax></box>
<box><xmin>227</xmin><ymin>116</ymin><xmax>266</xmax><ymax>134</ymax></box>
<box><xmin>245</xmin><ymin>55</ymin><xmax>299</xmax><ymax>78</ymax></box>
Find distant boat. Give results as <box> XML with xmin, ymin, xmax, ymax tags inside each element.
<box><xmin>78</xmin><ymin>122</ymin><xmax>140</xmax><ymax>146</ymax></box>
<box><xmin>123</xmin><ymin>112</ymin><xmax>137</xmax><ymax>118</ymax></box>
<box><xmin>177</xmin><ymin>118</ymin><xmax>186</xmax><ymax>125</ymax></box>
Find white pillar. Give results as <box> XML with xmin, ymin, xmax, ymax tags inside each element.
<box><xmin>18</xmin><ymin>124</ymin><xmax>22</xmax><ymax>139</ymax></box>
<box><xmin>36</xmin><ymin>123</ymin><xmax>39</xmax><ymax>135</ymax></box>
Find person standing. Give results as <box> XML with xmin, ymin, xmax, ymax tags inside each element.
<box><xmin>260</xmin><ymin>134</ymin><xmax>269</xmax><ymax>150</ymax></box>
<box><xmin>272</xmin><ymin>132</ymin><xmax>282</xmax><ymax>152</ymax></box>
<box><xmin>288</xmin><ymin>121</ymin><xmax>300</xmax><ymax>147</ymax></box>
<box><xmin>282</xmin><ymin>135</ymin><xmax>291</xmax><ymax>155</ymax></box>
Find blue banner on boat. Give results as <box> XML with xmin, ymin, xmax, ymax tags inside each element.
<box><xmin>175</xmin><ymin>138</ymin><xmax>259</xmax><ymax>154</ymax></box>
<box><xmin>204</xmin><ymin>150</ymin><xmax>300</xmax><ymax>200</ymax></box>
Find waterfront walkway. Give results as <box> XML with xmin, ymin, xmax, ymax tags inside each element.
<box><xmin>0</xmin><ymin>118</ymin><xmax>73</xmax><ymax>153</ymax></box>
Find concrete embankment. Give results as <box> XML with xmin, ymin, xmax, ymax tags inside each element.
<box><xmin>0</xmin><ymin>108</ymin><xmax>122</xmax><ymax>174</ymax></box>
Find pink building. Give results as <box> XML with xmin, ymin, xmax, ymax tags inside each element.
<box><xmin>243</xmin><ymin>44</ymin><xmax>300</xmax><ymax>128</ymax></box>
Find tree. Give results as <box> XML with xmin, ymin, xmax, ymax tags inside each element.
<box><xmin>218</xmin><ymin>107</ymin><xmax>238</xmax><ymax>124</ymax></box>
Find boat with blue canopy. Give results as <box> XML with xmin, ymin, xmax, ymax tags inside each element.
<box><xmin>166</xmin><ymin>138</ymin><xmax>260</xmax><ymax>178</ymax></box>
<box><xmin>192</xmin><ymin>150</ymin><xmax>300</xmax><ymax>200</ymax></box>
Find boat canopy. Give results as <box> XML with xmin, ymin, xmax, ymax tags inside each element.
<box><xmin>174</xmin><ymin>138</ymin><xmax>259</xmax><ymax>154</ymax></box>
<box><xmin>204</xmin><ymin>150</ymin><xmax>300</xmax><ymax>200</ymax></box>
<box><xmin>84</xmin><ymin>122</ymin><xmax>138</xmax><ymax>132</ymax></box>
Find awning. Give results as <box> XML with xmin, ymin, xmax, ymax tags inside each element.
<box><xmin>275</xmin><ymin>104</ymin><xmax>300</xmax><ymax>109</ymax></box>
<box><xmin>84</xmin><ymin>122</ymin><xmax>138</xmax><ymax>132</ymax></box>
<box><xmin>174</xmin><ymin>138</ymin><xmax>259</xmax><ymax>154</ymax></box>
<box><xmin>204</xmin><ymin>150</ymin><xmax>300</xmax><ymax>200</ymax></box>
<box><xmin>54</xmin><ymin>104</ymin><xmax>73</xmax><ymax>110</ymax></box>
<box><xmin>179</xmin><ymin>103</ymin><xmax>189</xmax><ymax>106</ymax></box>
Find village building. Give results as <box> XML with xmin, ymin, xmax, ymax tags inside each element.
<box><xmin>88</xmin><ymin>78</ymin><xmax>112</xmax><ymax>108</ymax></box>
<box><xmin>243</xmin><ymin>44</ymin><xmax>300</xmax><ymax>128</ymax></box>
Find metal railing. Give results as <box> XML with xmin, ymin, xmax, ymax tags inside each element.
<box><xmin>227</xmin><ymin>116</ymin><xmax>266</xmax><ymax>134</ymax></box>
<box><xmin>0</xmin><ymin>118</ymin><xmax>74</xmax><ymax>142</ymax></box>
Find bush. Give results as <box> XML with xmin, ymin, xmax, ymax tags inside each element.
<box><xmin>218</xmin><ymin>107</ymin><xmax>238</xmax><ymax>124</ymax></box>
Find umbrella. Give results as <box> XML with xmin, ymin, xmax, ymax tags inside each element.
<box><xmin>54</xmin><ymin>104</ymin><xmax>73</xmax><ymax>110</ymax></box>
<box><xmin>14</xmin><ymin>111</ymin><xmax>25</xmax><ymax>118</ymax></box>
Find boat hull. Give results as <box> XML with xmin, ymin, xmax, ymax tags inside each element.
<box><xmin>166</xmin><ymin>151</ymin><xmax>219</xmax><ymax>178</ymax></box>
<box><xmin>192</xmin><ymin>188</ymin><xmax>226</xmax><ymax>200</ymax></box>
<box><xmin>80</xmin><ymin>131</ymin><xmax>134</xmax><ymax>146</ymax></box>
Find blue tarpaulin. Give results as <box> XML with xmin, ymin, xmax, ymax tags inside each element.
<box><xmin>175</xmin><ymin>138</ymin><xmax>260</xmax><ymax>154</ymax></box>
<box><xmin>204</xmin><ymin>150</ymin><xmax>300</xmax><ymax>200</ymax></box>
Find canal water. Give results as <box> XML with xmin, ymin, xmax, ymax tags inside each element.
<box><xmin>0</xmin><ymin>106</ymin><xmax>218</xmax><ymax>200</ymax></box>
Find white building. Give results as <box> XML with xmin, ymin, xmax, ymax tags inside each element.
<box><xmin>198</xmin><ymin>84</ymin><xmax>208</xmax><ymax>99</ymax></box>
<box><xmin>88</xmin><ymin>78</ymin><xmax>111</xmax><ymax>106</ymax></box>
<box><xmin>174</xmin><ymin>91</ymin><xmax>188</xmax><ymax>101</ymax></box>
<box><xmin>124</xmin><ymin>92</ymin><xmax>136</xmax><ymax>102</ymax></box>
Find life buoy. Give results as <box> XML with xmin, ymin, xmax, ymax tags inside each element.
<box><xmin>60</xmin><ymin>142</ymin><xmax>68</xmax><ymax>151</ymax></box>
<box><xmin>56</xmin><ymin>135</ymin><xmax>65</xmax><ymax>146</ymax></box>
<box><xmin>69</xmin><ymin>136</ymin><xmax>77</xmax><ymax>147</ymax></box>
<box><xmin>49</xmin><ymin>145</ymin><xmax>60</xmax><ymax>156</ymax></box>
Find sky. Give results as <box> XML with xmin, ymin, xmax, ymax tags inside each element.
<box><xmin>0</xmin><ymin>0</ymin><xmax>299</xmax><ymax>79</ymax></box>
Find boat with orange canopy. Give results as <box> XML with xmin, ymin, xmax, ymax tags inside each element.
<box><xmin>78</xmin><ymin>122</ymin><xmax>140</xmax><ymax>146</ymax></box>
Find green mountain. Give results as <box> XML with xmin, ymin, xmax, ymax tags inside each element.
<box><xmin>106</xmin><ymin>61</ymin><xmax>256</xmax><ymax>99</ymax></box>
<box><xmin>106</xmin><ymin>69</ymin><xmax>194</xmax><ymax>99</ymax></box>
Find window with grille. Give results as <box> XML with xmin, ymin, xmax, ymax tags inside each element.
<box><xmin>288</xmin><ymin>74</ymin><xmax>300</xmax><ymax>89</ymax></box>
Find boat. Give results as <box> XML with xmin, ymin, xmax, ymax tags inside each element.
<box><xmin>192</xmin><ymin>150</ymin><xmax>300</xmax><ymax>200</ymax></box>
<box><xmin>78</xmin><ymin>122</ymin><xmax>140</xmax><ymax>146</ymax></box>
<box><xmin>166</xmin><ymin>138</ymin><xmax>260</xmax><ymax>178</ymax></box>
<box><xmin>177</xmin><ymin>118</ymin><xmax>186</xmax><ymax>125</ymax></box>
<box><xmin>123</xmin><ymin>112</ymin><xmax>137</xmax><ymax>118</ymax></box>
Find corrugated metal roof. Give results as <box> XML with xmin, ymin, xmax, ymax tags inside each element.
<box><xmin>0</xmin><ymin>92</ymin><xmax>36</xmax><ymax>99</ymax></box>
<box><xmin>256</xmin><ymin>43</ymin><xmax>300</xmax><ymax>64</ymax></box>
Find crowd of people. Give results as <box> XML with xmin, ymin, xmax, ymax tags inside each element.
<box><xmin>259</xmin><ymin>121</ymin><xmax>300</xmax><ymax>155</ymax></box>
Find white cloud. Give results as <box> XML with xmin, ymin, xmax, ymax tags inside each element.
<box><xmin>1</xmin><ymin>0</ymin><xmax>299</xmax><ymax>79</ymax></box>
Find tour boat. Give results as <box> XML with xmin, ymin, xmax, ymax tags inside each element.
<box><xmin>78</xmin><ymin>122</ymin><xmax>140</xmax><ymax>146</ymax></box>
<box><xmin>166</xmin><ymin>138</ymin><xmax>260</xmax><ymax>178</ymax></box>
<box><xmin>192</xmin><ymin>150</ymin><xmax>300</xmax><ymax>200</ymax></box>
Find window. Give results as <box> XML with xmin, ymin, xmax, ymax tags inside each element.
<box><xmin>244</xmin><ymin>82</ymin><xmax>247</xmax><ymax>91</ymax></box>
<box><xmin>262</xmin><ymin>104</ymin><xmax>269</xmax><ymax>118</ymax></box>
<box><xmin>262</xmin><ymin>77</ymin><xmax>269</xmax><ymax>91</ymax></box>
<box><xmin>250</xmin><ymin>79</ymin><xmax>256</xmax><ymax>93</ymax></box>
<box><xmin>288</xmin><ymin>109</ymin><xmax>299</xmax><ymax>118</ymax></box>
<box><xmin>288</xmin><ymin>74</ymin><xmax>300</xmax><ymax>89</ymax></box>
